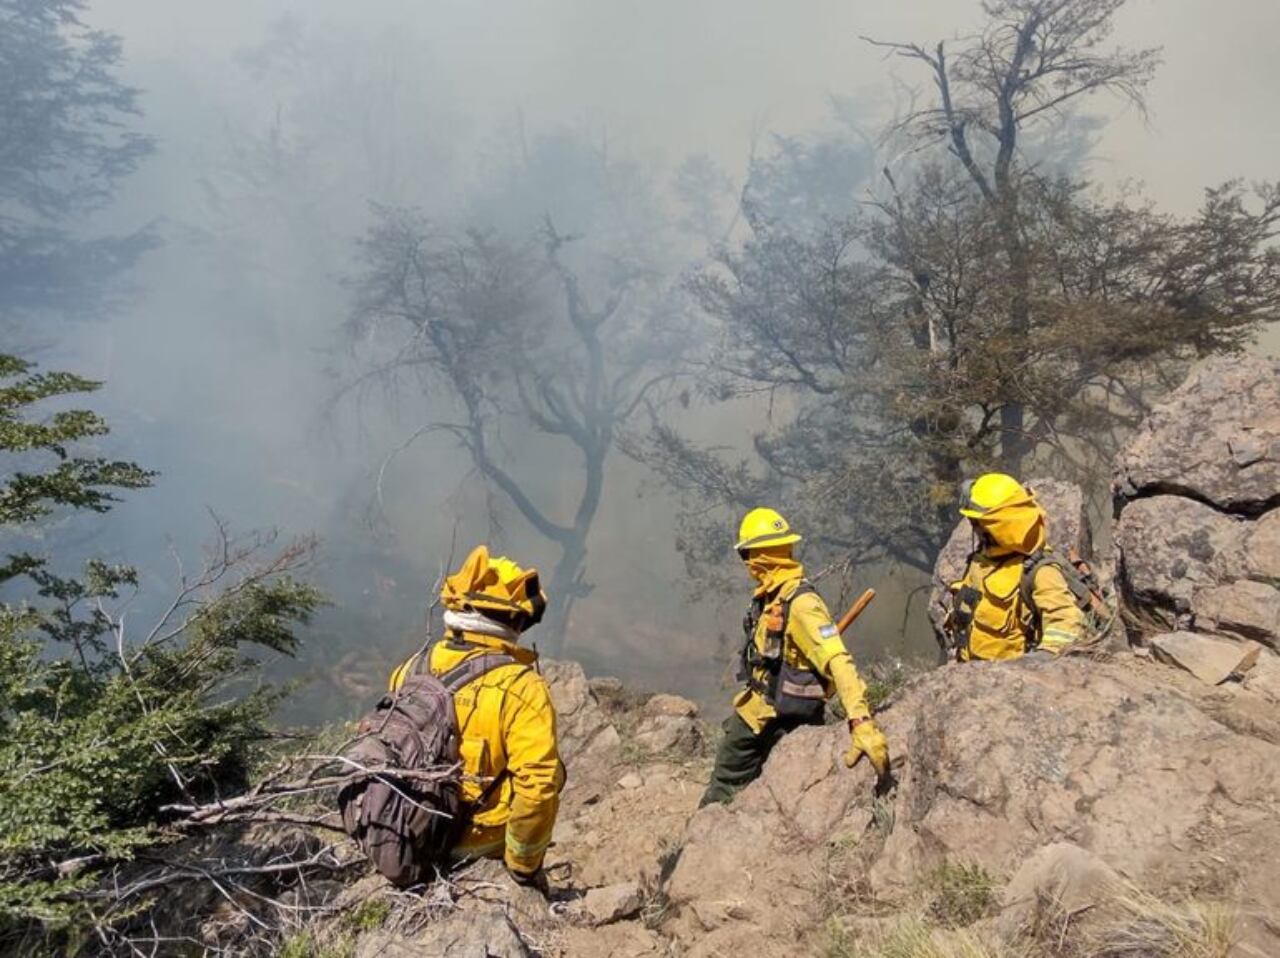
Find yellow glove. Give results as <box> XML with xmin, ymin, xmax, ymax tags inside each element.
<box><xmin>844</xmin><ymin>718</ymin><xmax>890</xmax><ymax>778</ymax></box>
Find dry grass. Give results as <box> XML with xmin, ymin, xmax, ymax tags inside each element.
<box><xmin>1014</xmin><ymin>879</ymin><xmax>1237</xmax><ymax>958</ymax></box>
<box><xmin>1069</xmin><ymin>888</ymin><xmax>1236</xmax><ymax>958</ymax></box>
<box><xmin>825</xmin><ymin>918</ymin><xmax>1011</xmax><ymax>958</ymax></box>
<box><xmin>863</xmin><ymin>657</ymin><xmax>934</xmax><ymax>712</ymax></box>
<box><xmin>824</xmin><ymin>868</ymin><xmax>1237</xmax><ymax>958</ymax></box>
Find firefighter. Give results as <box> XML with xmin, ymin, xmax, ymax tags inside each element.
<box><xmin>701</xmin><ymin>508</ymin><xmax>890</xmax><ymax>806</ymax></box>
<box><xmin>389</xmin><ymin>545</ymin><xmax>564</xmax><ymax>884</ymax></box>
<box><xmin>946</xmin><ymin>473</ymin><xmax>1086</xmax><ymax>661</ymax></box>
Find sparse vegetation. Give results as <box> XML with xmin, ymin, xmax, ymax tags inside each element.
<box><xmin>279</xmin><ymin>930</ymin><xmax>357</xmax><ymax>958</ymax></box>
<box><xmin>343</xmin><ymin>898</ymin><xmax>391</xmax><ymax>934</ymax></box>
<box><xmin>864</xmin><ymin>658</ymin><xmax>930</xmax><ymax>712</ymax></box>
<box><xmin>826</xmin><ymin>918</ymin><xmax>1009</xmax><ymax>958</ymax></box>
<box><xmin>1022</xmin><ymin>884</ymin><xmax>1238</xmax><ymax>958</ymax></box>
<box><xmin>923</xmin><ymin>862</ymin><xmax>1000</xmax><ymax>929</ymax></box>
<box><xmin>825</xmin><ymin>881</ymin><xmax>1237</xmax><ymax>958</ymax></box>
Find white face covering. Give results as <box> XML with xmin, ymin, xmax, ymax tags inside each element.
<box><xmin>443</xmin><ymin>608</ymin><xmax>521</xmax><ymax>643</ymax></box>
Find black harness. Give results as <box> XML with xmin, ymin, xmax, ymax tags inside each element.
<box><xmin>738</xmin><ymin>581</ymin><xmax>827</xmax><ymax>721</ymax></box>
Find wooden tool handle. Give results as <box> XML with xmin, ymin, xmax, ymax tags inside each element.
<box><xmin>836</xmin><ymin>588</ymin><xmax>876</xmax><ymax>634</ymax></box>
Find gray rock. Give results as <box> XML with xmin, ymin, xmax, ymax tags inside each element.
<box><xmin>1150</xmin><ymin>632</ymin><xmax>1261</xmax><ymax>685</ymax></box>
<box><xmin>643</xmin><ymin>693</ymin><xmax>699</xmax><ymax>718</ymax></box>
<box><xmin>617</xmin><ymin>772</ymin><xmax>644</xmax><ymax>790</ymax></box>
<box><xmin>1115</xmin><ymin>497</ymin><xmax>1253</xmax><ymax>616</ymax></box>
<box><xmin>1113</xmin><ymin>497</ymin><xmax>1279</xmax><ymax>646</ymax></box>
<box><xmin>1113</xmin><ymin>355</ymin><xmax>1280</xmax><ymax>514</ymax></box>
<box><xmin>581</xmin><ymin>881</ymin><xmax>644</xmax><ymax>925</ymax></box>
<box><xmin>588</xmin><ymin>676</ymin><xmax>624</xmax><ymax>697</ymax></box>
<box><xmin>661</xmin><ymin>659</ymin><xmax>1280</xmax><ymax>957</ymax></box>
<box><xmin>997</xmin><ymin>842</ymin><xmax>1120</xmax><ymax>941</ymax></box>
<box><xmin>542</xmin><ymin>659</ymin><xmax>619</xmax><ymax>763</ymax></box>
<box><xmin>1194</xmin><ymin>581</ymin><xmax>1280</xmax><ymax>649</ymax></box>
<box><xmin>631</xmin><ymin>714</ymin><xmax>700</xmax><ymax>754</ymax></box>
<box><xmin>1246</xmin><ymin>510</ymin><xmax>1280</xmax><ymax>578</ymax></box>
<box><xmin>1244</xmin><ymin>648</ymin><xmax>1280</xmax><ymax>703</ymax></box>
<box><xmin>1113</xmin><ymin>357</ymin><xmax>1280</xmax><ymax>651</ymax></box>
<box><xmin>930</xmin><ymin>478</ymin><xmax>1092</xmax><ymax>655</ymax></box>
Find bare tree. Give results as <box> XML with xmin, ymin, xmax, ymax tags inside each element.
<box><xmin>634</xmin><ymin>0</ymin><xmax>1279</xmax><ymax>602</ymax></box>
<box><xmin>865</xmin><ymin>0</ymin><xmax>1160</xmax><ymax>469</ymax></box>
<box><xmin>344</xmin><ymin>207</ymin><xmax>683</xmax><ymax>650</ymax></box>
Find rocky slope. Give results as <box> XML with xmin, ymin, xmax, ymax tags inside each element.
<box><xmin>302</xmin><ymin>648</ymin><xmax>1280</xmax><ymax>958</ymax></box>
<box><xmin>1114</xmin><ymin>355</ymin><xmax>1280</xmax><ymax>701</ymax></box>
<box><xmin>130</xmin><ymin>355</ymin><xmax>1280</xmax><ymax>957</ymax></box>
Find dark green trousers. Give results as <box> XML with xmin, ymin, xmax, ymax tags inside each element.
<box><xmin>700</xmin><ymin>712</ymin><xmax>818</xmax><ymax>807</ymax></box>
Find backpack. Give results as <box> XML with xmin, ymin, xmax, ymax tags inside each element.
<box><xmin>337</xmin><ymin>646</ymin><xmax>522</xmax><ymax>887</ymax></box>
<box><xmin>1018</xmin><ymin>546</ymin><xmax>1115</xmax><ymax>647</ymax></box>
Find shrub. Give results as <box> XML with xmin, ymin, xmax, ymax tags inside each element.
<box><xmin>923</xmin><ymin>861</ymin><xmax>999</xmax><ymax>929</ymax></box>
<box><xmin>0</xmin><ymin>355</ymin><xmax>323</xmax><ymax>952</ymax></box>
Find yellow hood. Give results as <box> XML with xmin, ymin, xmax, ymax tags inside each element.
<box><xmin>972</xmin><ymin>493</ymin><xmax>1047</xmax><ymax>557</ymax></box>
<box><xmin>744</xmin><ymin>546</ymin><xmax>804</xmax><ymax>597</ymax></box>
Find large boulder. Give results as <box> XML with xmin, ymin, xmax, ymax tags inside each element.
<box><xmin>658</xmin><ymin>659</ymin><xmax>1280</xmax><ymax>957</ymax></box>
<box><xmin>1114</xmin><ymin>355</ymin><xmax>1280</xmax><ymax>514</ymax></box>
<box><xmin>1113</xmin><ymin>357</ymin><xmax>1280</xmax><ymax>652</ymax></box>
<box><xmin>929</xmin><ymin>478</ymin><xmax>1093</xmax><ymax>655</ymax></box>
<box><xmin>541</xmin><ymin>659</ymin><xmax>620</xmax><ymax>764</ymax></box>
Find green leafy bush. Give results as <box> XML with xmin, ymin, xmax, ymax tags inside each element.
<box><xmin>0</xmin><ymin>355</ymin><xmax>323</xmax><ymax>952</ymax></box>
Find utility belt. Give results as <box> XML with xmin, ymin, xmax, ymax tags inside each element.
<box><xmin>738</xmin><ymin>582</ymin><xmax>827</xmax><ymax>722</ymax></box>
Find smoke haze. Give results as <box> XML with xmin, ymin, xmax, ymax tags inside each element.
<box><xmin>29</xmin><ymin>0</ymin><xmax>1280</xmax><ymax>720</ymax></box>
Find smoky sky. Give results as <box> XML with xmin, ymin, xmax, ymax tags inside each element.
<box><xmin>96</xmin><ymin>0</ymin><xmax>1280</xmax><ymax>214</ymax></box>
<box><xmin>35</xmin><ymin>0</ymin><xmax>1279</xmax><ymax>720</ymax></box>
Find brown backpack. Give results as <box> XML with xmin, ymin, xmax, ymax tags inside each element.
<box><xmin>337</xmin><ymin>647</ymin><xmax>523</xmax><ymax>887</ymax></box>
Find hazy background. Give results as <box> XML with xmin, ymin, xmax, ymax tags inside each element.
<box><xmin>39</xmin><ymin>0</ymin><xmax>1279</xmax><ymax>720</ymax></box>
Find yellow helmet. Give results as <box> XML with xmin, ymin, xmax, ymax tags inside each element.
<box><xmin>734</xmin><ymin>507</ymin><xmax>802</xmax><ymax>553</ymax></box>
<box><xmin>958</xmin><ymin>473</ymin><xmax>1032</xmax><ymax>519</ymax></box>
<box><xmin>441</xmin><ymin>545</ymin><xmax>547</xmax><ymax>630</ymax></box>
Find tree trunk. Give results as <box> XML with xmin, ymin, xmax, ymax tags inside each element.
<box><xmin>1000</xmin><ymin>402</ymin><xmax>1028</xmax><ymax>472</ymax></box>
<box><xmin>997</xmin><ymin>196</ymin><xmax>1032</xmax><ymax>473</ymax></box>
<box><xmin>542</xmin><ymin>536</ymin><xmax>588</xmax><ymax>657</ymax></box>
<box><xmin>540</xmin><ymin>442</ymin><xmax>606</xmax><ymax>657</ymax></box>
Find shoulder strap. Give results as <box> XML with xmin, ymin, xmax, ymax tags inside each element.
<box><xmin>782</xmin><ymin>579</ymin><xmax>816</xmax><ymax>610</ymax></box>
<box><xmin>1020</xmin><ymin>549</ymin><xmax>1094</xmax><ymax>613</ymax></box>
<box><xmin>441</xmin><ymin>652</ymin><xmax>533</xmax><ymax>811</ymax></box>
<box><xmin>780</xmin><ymin>579</ymin><xmax>817</xmax><ymax>626</ymax></box>
<box><xmin>1019</xmin><ymin>550</ymin><xmax>1050</xmax><ymax>613</ymax></box>
<box><xmin>437</xmin><ymin>652</ymin><xmax>521</xmax><ymax>693</ymax></box>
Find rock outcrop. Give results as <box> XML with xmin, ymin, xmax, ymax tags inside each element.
<box><xmin>660</xmin><ymin>657</ymin><xmax>1280</xmax><ymax>957</ymax></box>
<box><xmin>1150</xmin><ymin>630</ymin><xmax>1263</xmax><ymax>685</ymax></box>
<box><xmin>1114</xmin><ymin>355</ymin><xmax>1280</xmax><ymax>656</ymax></box>
<box><xmin>929</xmin><ymin>478</ymin><xmax>1094</xmax><ymax>655</ymax></box>
<box><xmin>145</xmin><ymin>648</ymin><xmax>1280</xmax><ymax>958</ymax></box>
<box><xmin>1114</xmin><ymin>355</ymin><xmax>1280</xmax><ymax>514</ymax></box>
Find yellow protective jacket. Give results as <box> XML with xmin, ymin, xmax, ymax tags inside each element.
<box><xmin>950</xmin><ymin>552</ymin><xmax>1085</xmax><ymax>660</ymax></box>
<box><xmin>735</xmin><ymin>569</ymin><xmax>873</xmax><ymax>734</ymax></box>
<box><xmin>389</xmin><ymin>633</ymin><xmax>564</xmax><ymax>875</ymax></box>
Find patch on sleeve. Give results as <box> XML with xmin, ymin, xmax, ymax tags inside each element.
<box><xmin>818</xmin><ymin>623</ymin><xmax>838</xmax><ymax>639</ymax></box>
